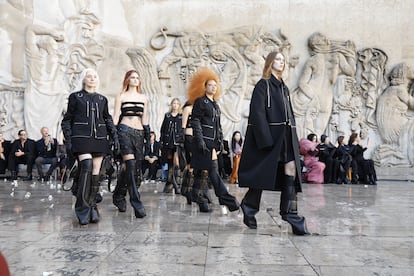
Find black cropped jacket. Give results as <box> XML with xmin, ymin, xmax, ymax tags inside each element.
<box><xmin>61</xmin><ymin>90</ymin><xmax>117</xmax><ymax>142</ymax></box>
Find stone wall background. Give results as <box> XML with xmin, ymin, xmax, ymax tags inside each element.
<box><xmin>0</xmin><ymin>0</ymin><xmax>413</xmax><ymax>180</ymax></box>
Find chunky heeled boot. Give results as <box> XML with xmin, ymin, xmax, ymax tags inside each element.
<box><xmin>181</xmin><ymin>169</ymin><xmax>193</xmax><ymax>205</ymax></box>
<box><xmin>210</xmin><ymin>160</ymin><xmax>239</xmax><ymax>212</ymax></box>
<box><xmin>90</xmin><ymin>175</ymin><xmax>100</xmax><ymax>223</ymax></box>
<box><xmin>113</xmin><ymin>167</ymin><xmax>127</xmax><ymax>212</ymax></box>
<box><xmin>126</xmin><ymin>160</ymin><xmax>146</xmax><ymax>218</ymax></box>
<box><xmin>172</xmin><ymin>166</ymin><xmax>181</xmax><ymax>194</ymax></box>
<box><xmin>75</xmin><ymin>159</ymin><xmax>93</xmax><ymax>225</ymax></box>
<box><xmin>280</xmin><ymin>175</ymin><xmax>309</xmax><ymax>235</ymax></box>
<box><xmin>192</xmin><ymin>170</ymin><xmax>211</xmax><ymax>212</ymax></box>
<box><xmin>241</xmin><ymin>199</ymin><xmax>258</xmax><ymax>229</ymax></box>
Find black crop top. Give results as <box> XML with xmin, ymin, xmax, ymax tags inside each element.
<box><xmin>120</xmin><ymin>102</ymin><xmax>144</xmax><ymax>117</ymax></box>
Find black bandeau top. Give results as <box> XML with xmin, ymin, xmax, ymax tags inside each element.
<box><xmin>121</xmin><ymin>102</ymin><xmax>144</xmax><ymax>117</ymax></box>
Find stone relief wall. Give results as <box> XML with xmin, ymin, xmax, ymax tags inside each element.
<box><xmin>0</xmin><ymin>0</ymin><xmax>413</xmax><ymax>179</ymax></box>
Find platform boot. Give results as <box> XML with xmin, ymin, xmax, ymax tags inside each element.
<box><xmin>90</xmin><ymin>175</ymin><xmax>100</xmax><ymax>223</ymax></box>
<box><xmin>279</xmin><ymin>175</ymin><xmax>309</xmax><ymax>235</ymax></box>
<box><xmin>192</xmin><ymin>170</ymin><xmax>211</xmax><ymax>212</ymax></box>
<box><xmin>113</xmin><ymin>165</ymin><xmax>127</xmax><ymax>212</ymax></box>
<box><xmin>209</xmin><ymin>160</ymin><xmax>239</xmax><ymax>212</ymax></box>
<box><xmin>75</xmin><ymin>159</ymin><xmax>93</xmax><ymax>225</ymax></box>
<box><xmin>126</xmin><ymin>159</ymin><xmax>146</xmax><ymax>218</ymax></box>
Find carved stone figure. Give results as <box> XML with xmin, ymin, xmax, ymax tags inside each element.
<box><xmin>291</xmin><ymin>32</ymin><xmax>356</xmax><ymax>139</ymax></box>
<box><xmin>374</xmin><ymin>63</ymin><xmax>414</xmax><ymax>166</ymax></box>
<box><xmin>357</xmin><ymin>48</ymin><xmax>388</xmax><ymax>127</ymax></box>
<box><xmin>23</xmin><ymin>24</ymin><xmax>67</xmax><ymax>140</ymax></box>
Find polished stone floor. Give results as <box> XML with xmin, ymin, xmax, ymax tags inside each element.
<box><xmin>0</xmin><ymin>176</ymin><xmax>413</xmax><ymax>276</ymax></box>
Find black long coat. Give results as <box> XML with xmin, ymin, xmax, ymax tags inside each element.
<box><xmin>238</xmin><ymin>75</ymin><xmax>302</xmax><ymax>192</ymax></box>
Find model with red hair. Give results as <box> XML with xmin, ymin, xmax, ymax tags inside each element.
<box><xmin>188</xmin><ymin>68</ymin><xmax>239</xmax><ymax>213</ymax></box>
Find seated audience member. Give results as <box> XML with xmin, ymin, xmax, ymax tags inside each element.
<box><xmin>35</xmin><ymin>127</ymin><xmax>59</xmax><ymax>181</ymax></box>
<box><xmin>348</xmin><ymin>133</ymin><xmax>377</xmax><ymax>185</ymax></box>
<box><xmin>299</xmin><ymin>133</ymin><xmax>325</xmax><ymax>184</ymax></box>
<box><xmin>218</xmin><ymin>139</ymin><xmax>231</xmax><ymax>179</ymax></box>
<box><xmin>0</xmin><ymin>133</ymin><xmax>11</xmax><ymax>175</ymax></box>
<box><xmin>335</xmin><ymin>135</ymin><xmax>352</xmax><ymax>184</ymax></box>
<box><xmin>317</xmin><ymin>134</ymin><xmax>340</xmax><ymax>183</ymax></box>
<box><xmin>229</xmin><ymin>131</ymin><xmax>243</xmax><ymax>184</ymax></box>
<box><xmin>8</xmin><ymin>129</ymin><xmax>36</xmax><ymax>180</ymax></box>
<box><xmin>142</xmin><ymin>131</ymin><xmax>161</xmax><ymax>181</ymax></box>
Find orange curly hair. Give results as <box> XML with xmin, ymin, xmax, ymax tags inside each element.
<box><xmin>186</xmin><ymin>67</ymin><xmax>221</xmax><ymax>105</ymax></box>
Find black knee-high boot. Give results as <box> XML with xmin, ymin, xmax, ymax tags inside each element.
<box><xmin>163</xmin><ymin>166</ymin><xmax>174</xmax><ymax>193</ymax></box>
<box><xmin>90</xmin><ymin>175</ymin><xmax>100</xmax><ymax>223</ymax></box>
<box><xmin>172</xmin><ymin>165</ymin><xmax>181</xmax><ymax>194</ymax></box>
<box><xmin>279</xmin><ymin>175</ymin><xmax>309</xmax><ymax>235</ymax></box>
<box><xmin>209</xmin><ymin>160</ymin><xmax>239</xmax><ymax>212</ymax></box>
<box><xmin>192</xmin><ymin>170</ymin><xmax>211</xmax><ymax>212</ymax></box>
<box><xmin>126</xmin><ymin>159</ymin><xmax>146</xmax><ymax>218</ymax></box>
<box><xmin>113</xmin><ymin>165</ymin><xmax>127</xmax><ymax>212</ymax></box>
<box><xmin>181</xmin><ymin>169</ymin><xmax>193</xmax><ymax>204</ymax></box>
<box><xmin>75</xmin><ymin>159</ymin><xmax>93</xmax><ymax>225</ymax></box>
<box><xmin>241</xmin><ymin>189</ymin><xmax>262</xmax><ymax>229</ymax></box>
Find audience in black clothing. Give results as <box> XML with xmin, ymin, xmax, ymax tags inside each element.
<box><xmin>348</xmin><ymin>133</ymin><xmax>377</xmax><ymax>185</ymax></box>
<box><xmin>35</xmin><ymin>127</ymin><xmax>59</xmax><ymax>181</ymax></box>
<box><xmin>317</xmin><ymin>134</ymin><xmax>340</xmax><ymax>184</ymax></box>
<box><xmin>217</xmin><ymin>139</ymin><xmax>231</xmax><ymax>179</ymax></box>
<box><xmin>142</xmin><ymin>131</ymin><xmax>161</xmax><ymax>181</ymax></box>
<box><xmin>335</xmin><ymin>135</ymin><xmax>352</xmax><ymax>184</ymax></box>
<box><xmin>8</xmin><ymin>129</ymin><xmax>36</xmax><ymax>180</ymax></box>
<box><xmin>0</xmin><ymin>133</ymin><xmax>11</xmax><ymax>175</ymax></box>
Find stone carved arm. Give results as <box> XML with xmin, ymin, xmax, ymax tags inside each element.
<box><xmin>297</xmin><ymin>60</ymin><xmax>316</xmax><ymax>100</ymax></box>
<box><xmin>25</xmin><ymin>24</ymin><xmax>64</xmax><ymax>54</ymax></box>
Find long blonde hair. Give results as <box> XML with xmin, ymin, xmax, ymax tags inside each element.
<box><xmin>169</xmin><ymin>98</ymin><xmax>182</xmax><ymax>113</ymax></box>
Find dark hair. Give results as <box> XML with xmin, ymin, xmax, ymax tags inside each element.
<box><xmin>231</xmin><ymin>131</ymin><xmax>243</xmax><ymax>152</ymax></box>
<box><xmin>348</xmin><ymin>133</ymin><xmax>358</xmax><ymax>145</ymax></box>
<box><xmin>307</xmin><ymin>133</ymin><xmax>317</xmax><ymax>142</ymax></box>
<box><xmin>337</xmin><ymin>135</ymin><xmax>345</xmax><ymax>145</ymax></box>
<box><xmin>18</xmin><ymin>129</ymin><xmax>26</xmax><ymax>136</ymax></box>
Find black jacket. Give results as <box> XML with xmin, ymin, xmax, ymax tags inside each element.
<box><xmin>160</xmin><ymin>113</ymin><xmax>183</xmax><ymax>149</ymax></box>
<box><xmin>61</xmin><ymin>90</ymin><xmax>117</xmax><ymax>142</ymax></box>
<box><xmin>10</xmin><ymin>139</ymin><xmax>36</xmax><ymax>158</ymax></box>
<box><xmin>191</xmin><ymin>95</ymin><xmax>224</xmax><ymax>170</ymax></box>
<box><xmin>36</xmin><ymin>138</ymin><xmax>58</xmax><ymax>158</ymax></box>
<box><xmin>238</xmin><ymin>75</ymin><xmax>302</xmax><ymax>192</ymax></box>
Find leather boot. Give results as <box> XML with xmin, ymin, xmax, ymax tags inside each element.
<box><xmin>75</xmin><ymin>159</ymin><xmax>93</xmax><ymax>225</ymax></box>
<box><xmin>10</xmin><ymin>171</ymin><xmax>17</xmax><ymax>181</ymax></box>
<box><xmin>90</xmin><ymin>175</ymin><xmax>100</xmax><ymax>223</ymax></box>
<box><xmin>113</xmin><ymin>166</ymin><xmax>127</xmax><ymax>212</ymax></box>
<box><xmin>172</xmin><ymin>166</ymin><xmax>181</xmax><ymax>194</ymax></box>
<box><xmin>126</xmin><ymin>159</ymin><xmax>146</xmax><ymax>218</ymax></box>
<box><xmin>192</xmin><ymin>170</ymin><xmax>211</xmax><ymax>212</ymax></box>
<box><xmin>181</xmin><ymin>169</ymin><xmax>193</xmax><ymax>204</ymax></box>
<box><xmin>209</xmin><ymin>160</ymin><xmax>239</xmax><ymax>212</ymax></box>
<box><xmin>241</xmin><ymin>199</ymin><xmax>258</xmax><ymax>229</ymax></box>
<box><xmin>280</xmin><ymin>175</ymin><xmax>309</xmax><ymax>235</ymax></box>
<box><xmin>163</xmin><ymin>166</ymin><xmax>174</xmax><ymax>193</ymax></box>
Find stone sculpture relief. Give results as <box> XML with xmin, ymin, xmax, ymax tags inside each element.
<box><xmin>291</xmin><ymin>32</ymin><xmax>357</xmax><ymax>140</ymax></box>
<box><xmin>23</xmin><ymin>24</ymin><xmax>67</xmax><ymax>139</ymax></box>
<box><xmin>373</xmin><ymin>63</ymin><xmax>414</xmax><ymax>166</ymax></box>
<box><xmin>151</xmin><ymin>25</ymin><xmax>292</xmax><ymax>138</ymax></box>
<box><xmin>0</xmin><ymin>0</ymin><xmax>413</xmax><ymax>175</ymax></box>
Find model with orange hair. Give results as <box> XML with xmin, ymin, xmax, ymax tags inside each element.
<box><xmin>188</xmin><ymin>68</ymin><xmax>239</xmax><ymax>213</ymax></box>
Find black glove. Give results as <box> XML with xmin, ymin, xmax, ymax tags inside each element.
<box><xmin>143</xmin><ymin>125</ymin><xmax>150</xmax><ymax>144</ymax></box>
<box><xmin>65</xmin><ymin>140</ymin><xmax>72</xmax><ymax>155</ymax></box>
<box><xmin>113</xmin><ymin>138</ymin><xmax>120</xmax><ymax>156</ymax></box>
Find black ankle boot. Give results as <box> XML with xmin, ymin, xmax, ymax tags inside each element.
<box><xmin>280</xmin><ymin>175</ymin><xmax>309</xmax><ymax>235</ymax></box>
<box><xmin>241</xmin><ymin>200</ymin><xmax>258</xmax><ymax>229</ymax></box>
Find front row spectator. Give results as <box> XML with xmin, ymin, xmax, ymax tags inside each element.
<box><xmin>317</xmin><ymin>134</ymin><xmax>340</xmax><ymax>184</ymax></box>
<box><xmin>0</xmin><ymin>133</ymin><xmax>11</xmax><ymax>175</ymax></box>
<box><xmin>35</xmin><ymin>127</ymin><xmax>59</xmax><ymax>181</ymax></box>
<box><xmin>142</xmin><ymin>131</ymin><xmax>161</xmax><ymax>181</ymax></box>
<box><xmin>336</xmin><ymin>135</ymin><xmax>352</xmax><ymax>184</ymax></box>
<box><xmin>8</xmin><ymin>129</ymin><xmax>36</xmax><ymax>181</ymax></box>
<box><xmin>348</xmin><ymin>133</ymin><xmax>377</xmax><ymax>185</ymax></box>
<box><xmin>299</xmin><ymin>134</ymin><xmax>325</xmax><ymax>184</ymax></box>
